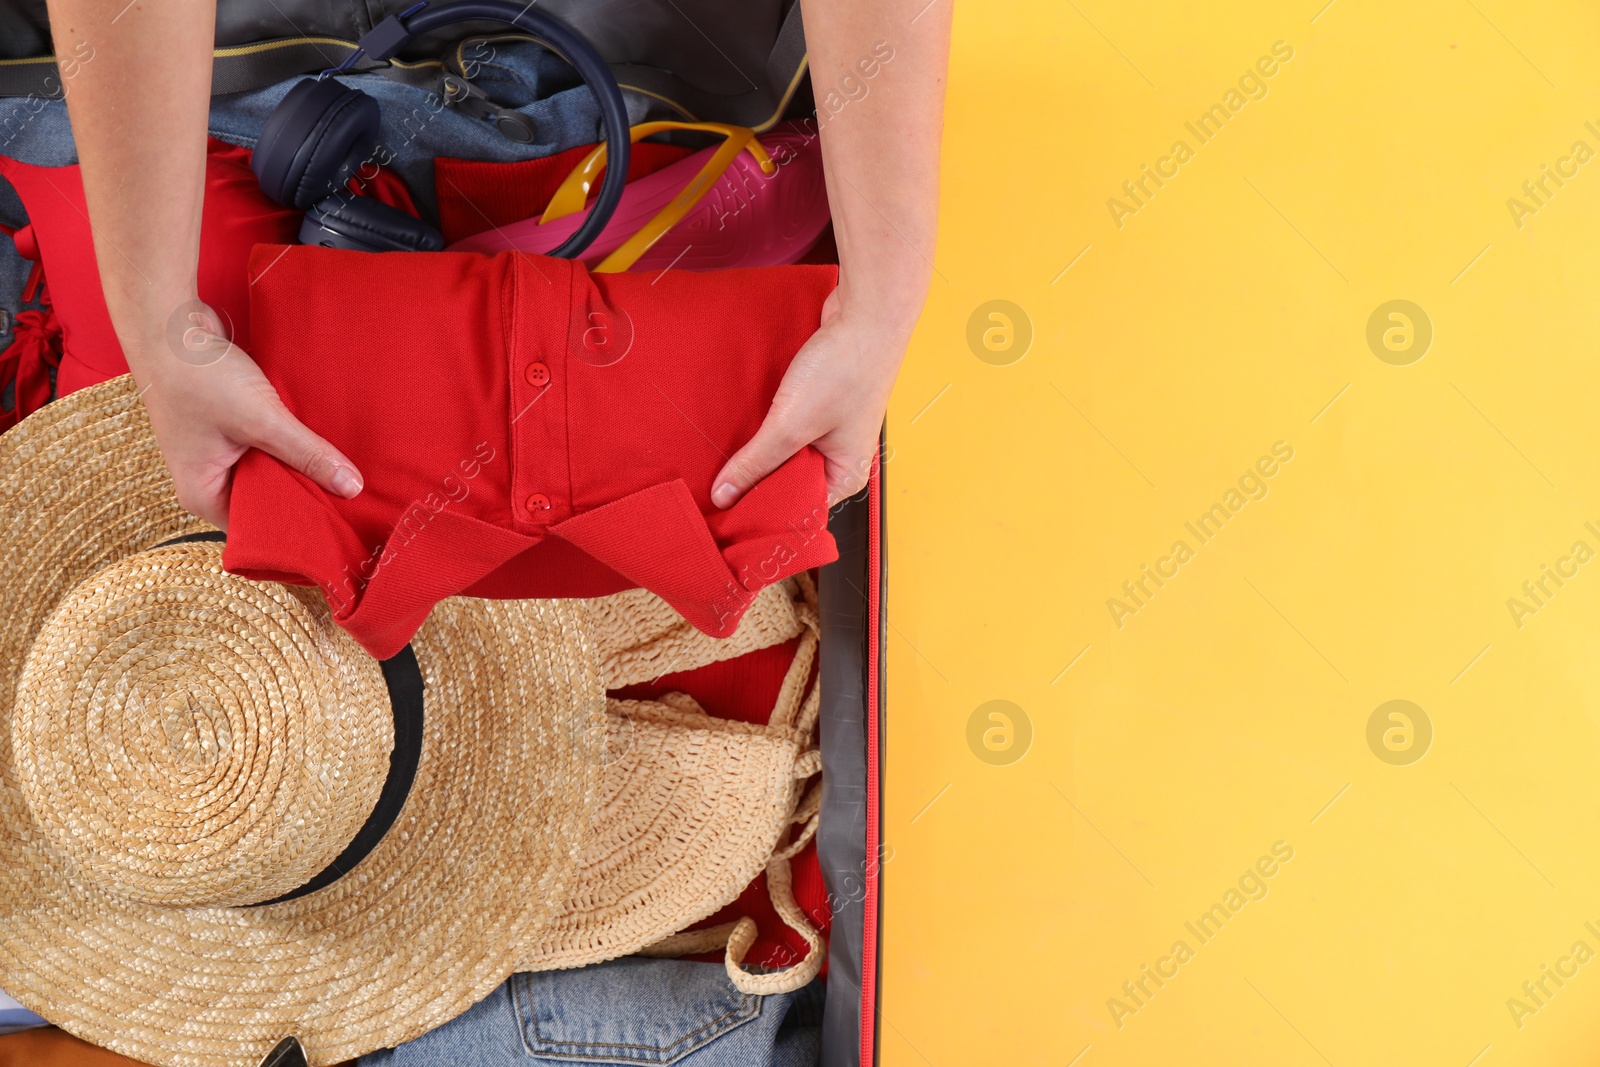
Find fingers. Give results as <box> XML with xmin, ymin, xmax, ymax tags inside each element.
<box><xmin>715</xmin><ymin>410</ymin><xmax>883</xmax><ymax>510</ymax></box>
<box><xmin>712</xmin><ymin>414</ymin><xmax>809</xmax><ymax>509</ymax></box>
<box><xmin>820</xmin><ymin>419</ymin><xmax>884</xmax><ymax>505</ymax></box>
<box><xmin>137</xmin><ymin>326</ymin><xmax>362</xmax><ymax>530</ymax></box>
<box><xmin>824</xmin><ymin>454</ymin><xmax>873</xmax><ymax>507</ymax></box>
<box><xmin>237</xmin><ymin>392</ymin><xmax>364</xmax><ymax>501</ymax></box>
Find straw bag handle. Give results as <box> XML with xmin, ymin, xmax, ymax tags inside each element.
<box><xmin>636</xmin><ymin>580</ymin><xmax>827</xmax><ymax>995</ymax></box>
<box><xmin>590</xmin><ymin>579</ymin><xmax>805</xmax><ymax>690</ymax></box>
<box><xmin>637</xmin><ymin>757</ymin><xmax>828</xmax><ymax>996</ymax></box>
<box><xmin>722</xmin><ymin>607</ymin><xmax>825</xmax><ymax>994</ymax></box>
<box><xmin>721</xmin><ymin>766</ymin><xmax>826</xmax><ymax>995</ymax></box>
<box><xmin>541</xmin><ymin>120</ymin><xmax>778</xmax><ymax>274</ymax></box>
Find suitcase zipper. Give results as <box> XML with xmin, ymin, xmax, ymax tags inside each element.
<box><xmin>861</xmin><ymin>440</ymin><xmax>884</xmax><ymax>1066</ymax></box>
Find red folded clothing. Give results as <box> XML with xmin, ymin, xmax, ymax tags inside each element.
<box><xmin>225</xmin><ymin>245</ymin><xmax>839</xmax><ymax>659</ymax></box>
<box><xmin>0</xmin><ymin>138</ymin><xmax>420</xmax><ymax>414</ymax></box>
<box><xmin>0</xmin><ymin>139</ymin><xmax>298</xmax><ymax>415</ymax></box>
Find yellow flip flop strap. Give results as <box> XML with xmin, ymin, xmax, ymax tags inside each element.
<box><xmin>540</xmin><ymin>120</ymin><xmax>778</xmax><ymax>273</ymax></box>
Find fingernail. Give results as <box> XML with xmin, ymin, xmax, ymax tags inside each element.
<box><xmin>331</xmin><ymin>466</ymin><xmax>364</xmax><ymax>498</ymax></box>
<box><xmin>711</xmin><ymin>482</ymin><xmax>739</xmax><ymax>509</ymax></box>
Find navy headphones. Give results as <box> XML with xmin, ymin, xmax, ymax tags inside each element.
<box><xmin>251</xmin><ymin>0</ymin><xmax>632</xmax><ymax>256</ymax></box>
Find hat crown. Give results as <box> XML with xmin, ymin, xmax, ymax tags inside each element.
<box><xmin>12</xmin><ymin>545</ymin><xmax>394</xmax><ymax>908</ymax></box>
<box><xmin>149</xmin><ymin>690</ymin><xmax>232</xmax><ymax>767</ymax></box>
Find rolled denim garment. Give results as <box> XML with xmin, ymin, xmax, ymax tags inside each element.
<box><xmin>360</xmin><ymin>958</ymin><xmax>824</xmax><ymax>1067</ymax></box>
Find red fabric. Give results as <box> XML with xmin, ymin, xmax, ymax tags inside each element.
<box><xmin>0</xmin><ymin>139</ymin><xmax>300</xmax><ymax>398</ymax></box>
<box><xmin>225</xmin><ymin>244</ymin><xmax>838</xmax><ymax>659</ymax></box>
<box><xmin>612</xmin><ymin>633</ymin><xmax>830</xmax><ymax>973</ymax></box>
<box><xmin>610</xmin><ymin>639</ymin><xmax>801</xmax><ymax>725</ymax></box>
<box><xmin>0</xmin><ymin>139</ymin><xmax>427</xmax><ymax>403</ymax></box>
<box><xmin>433</xmin><ymin>141</ymin><xmax>695</xmax><ymax>244</ymax></box>
<box><xmin>348</xmin><ymin>163</ymin><xmax>422</xmax><ymax>222</ymax></box>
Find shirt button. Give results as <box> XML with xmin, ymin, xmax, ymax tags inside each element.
<box><xmin>525</xmin><ymin>361</ymin><xmax>551</xmax><ymax>387</ymax></box>
<box><xmin>526</xmin><ymin>493</ymin><xmax>551</xmax><ymax>514</ymax></box>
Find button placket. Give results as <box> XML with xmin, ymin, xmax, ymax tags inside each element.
<box><xmin>508</xmin><ymin>256</ymin><xmax>574</xmax><ymax>532</ymax></box>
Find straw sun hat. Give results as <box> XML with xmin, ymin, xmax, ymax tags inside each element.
<box><xmin>0</xmin><ymin>377</ymin><xmax>825</xmax><ymax>1067</ymax></box>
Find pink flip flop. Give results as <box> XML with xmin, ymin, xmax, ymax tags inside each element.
<box><xmin>447</xmin><ymin>121</ymin><xmax>830</xmax><ymax>272</ymax></box>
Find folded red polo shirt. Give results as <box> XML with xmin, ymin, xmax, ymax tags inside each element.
<box><xmin>225</xmin><ymin>245</ymin><xmax>839</xmax><ymax>659</ymax></box>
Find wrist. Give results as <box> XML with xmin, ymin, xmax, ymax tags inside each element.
<box><xmin>832</xmin><ymin>284</ymin><xmax>928</xmax><ymax>345</ymax></box>
<box><xmin>831</xmin><ymin>209</ymin><xmax>937</xmax><ymax>323</ymax></box>
<box><xmin>111</xmin><ymin>289</ymin><xmax>209</xmax><ymax>373</ymax></box>
<box><xmin>104</xmin><ymin>267</ymin><xmax>197</xmax><ymax>328</ymax></box>
<box><xmin>834</xmin><ymin>255</ymin><xmax>931</xmax><ymax>330</ymax></box>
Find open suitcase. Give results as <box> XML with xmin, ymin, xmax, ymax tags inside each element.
<box><xmin>0</xmin><ymin>4</ymin><xmax>889</xmax><ymax>1064</ymax></box>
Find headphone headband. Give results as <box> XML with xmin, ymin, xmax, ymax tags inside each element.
<box><xmin>345</xmin><ymin>0</ymin><xmax>632</xmax><ymax>259</ymax></box>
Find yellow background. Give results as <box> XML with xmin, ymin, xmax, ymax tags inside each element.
<box><xmin>884</xmin><ymin>1</ymin><xmax>1600</xmax><ymax>1064</ymax></box>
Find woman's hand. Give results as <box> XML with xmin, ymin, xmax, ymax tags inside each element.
<box><xmin>131</xmin><ymin>302</ymin><xmax>364</xmax><ymax>530</ymax></box>
<box><xmin>713</xmin><ymin>289</ymin><xmax>912</xmax><ymax>508</ymax></box>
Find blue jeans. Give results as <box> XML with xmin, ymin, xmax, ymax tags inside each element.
<box><xmin>360</xmin><ymin>959</ymin><xmax>823</xmax><ymax>1067</ymax></box>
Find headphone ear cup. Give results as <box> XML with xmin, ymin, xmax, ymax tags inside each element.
<box><xmin>300</xmin><ymin>196</ymin><xmax>446</xmax><ymax>253</ymax></box>
<box><xmin>253</xmin><ymin>78</ymin><xmax>381</xmax><ymax>211</ymax></box>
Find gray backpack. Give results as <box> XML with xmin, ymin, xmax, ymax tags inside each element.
<box><xmin>0</xmin><ymin>0</ymin><xmax>808</xmax><ymax>130</ymax></box>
